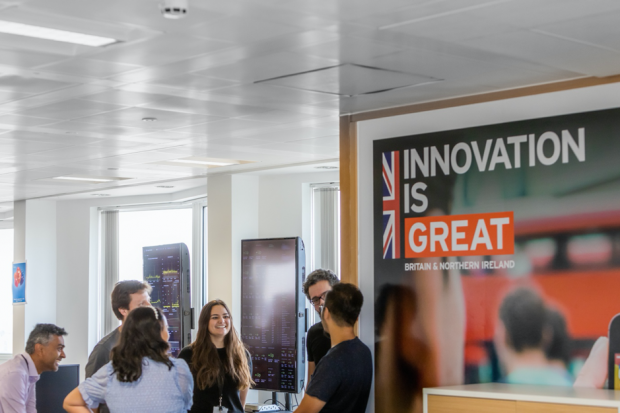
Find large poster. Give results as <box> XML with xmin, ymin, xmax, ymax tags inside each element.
<box><xmin>373</xmin><ymin>107</ymin><xmax>620</xmax><ymax>412</ymax></box>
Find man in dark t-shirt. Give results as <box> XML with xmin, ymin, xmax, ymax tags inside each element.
<box><xmin>303</xmin><ymin>269</ymin><xmax>339</xmax><ymax>379</ymax></box>
<box><xmin>296</xmin><ymin>283</ymin><xmax>373</xmax><ymax>413</ymax></box>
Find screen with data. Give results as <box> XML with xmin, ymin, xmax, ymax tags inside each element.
<box><xmin>143</xmin><ymin>244</ymin><xmax>182</xmax><ymax>356</ymax></box>
<box><xmin>241</xmin><ymin>238</ymin><xmax>299</xmax><ymax>392</ymax></box>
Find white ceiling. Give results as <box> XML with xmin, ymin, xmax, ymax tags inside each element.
<box><xmin>0</xmin><ymin>0</ymin><xmax>619</xmax><ymax>214</ymax></box>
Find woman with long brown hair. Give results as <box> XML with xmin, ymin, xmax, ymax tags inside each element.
<box><xmin>63</xmin><ymin>306</ymin><xmax>193</xmax><ymax>412</ymax></box>
<box><xmin>179</xmin><ymin>299</ymin><xmax>254</xmax><ymax>412</ymax></box>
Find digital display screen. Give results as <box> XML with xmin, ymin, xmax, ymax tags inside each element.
<box><xmin>144</xmin><ymin>245</ymin><xmax>182</xmax><ymax>356</ymax></box>
<box><xmin>241</xmin><ymin>239</ymin><xmax>297</xmax><ymax>392</ymax></box>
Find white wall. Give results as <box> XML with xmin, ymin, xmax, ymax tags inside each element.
<box><xmin>12</xmin><ymin>200</ymin><xmax>57</xmax><ymax>356</ymax></box>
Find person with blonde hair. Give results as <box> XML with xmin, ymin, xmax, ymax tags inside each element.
<box><xmin>179</xmin><ymin>299</ymin><xmax>253</xmax><ymax>412</ymax></box>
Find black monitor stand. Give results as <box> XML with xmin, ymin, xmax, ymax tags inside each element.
<box><xmin>272</xmin><ymin>392</ymin><xmax>293</xmax><ymax>412</ymax></box>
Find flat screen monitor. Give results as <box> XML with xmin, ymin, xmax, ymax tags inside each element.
<box><xmin>241</xmin><ymin>237</ymin><xmax>306</xmax><ymax>393</ymax></box>
<box><xmin>36</xmin><ymin>364</ymin><xmax>79</xmax><ymax>413</ymax></box>
<box><xmin>143</xmin><ymin>243</ymin><xmax>191</xmax><ymax>356</ymax></box>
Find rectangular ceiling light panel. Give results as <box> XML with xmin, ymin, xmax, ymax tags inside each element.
<box><xmin>0</xmin><ymin>20</ymin><xmax>118</xmax><ymax>47</ymax></box>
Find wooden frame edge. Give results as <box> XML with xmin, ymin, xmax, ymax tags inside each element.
<box><xmin>351</xmin><ymin>74</ymin><xmax>620</xmax><ymax>123</ymax></box>
<box><xmin>339</xmin><ymin>115</ymin><xmax>358</xmax><ymax>286</ymax></box>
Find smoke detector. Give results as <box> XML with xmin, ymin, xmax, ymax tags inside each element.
<box><xmin>160</xmin><ymin>0</ymin><xmax>188</xmax><ymax>19</ymax></box>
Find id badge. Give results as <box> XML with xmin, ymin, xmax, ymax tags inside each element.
<box><xmin>213</xmin><ymin>407</ymin><xmax>228</xmax><ymax>412</ymax></box>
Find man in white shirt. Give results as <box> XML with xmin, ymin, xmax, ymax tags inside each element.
<box><xmin>0</xmin><ymin>324</ymin><xmax>67</xmax><ymax>413</ymax></box>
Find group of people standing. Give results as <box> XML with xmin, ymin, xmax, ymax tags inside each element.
<box><xmin>0</xmin><ymin>270</ymin><xmax>373</xmax><ymax>413</ymax></box>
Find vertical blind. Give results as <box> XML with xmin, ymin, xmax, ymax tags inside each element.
<box><xmin>100</xmin><ymin>211</ymin><xmax>119</xmax><ymax>336</ymax></box>
<box><xmin>312</xmin><ymin>187</ymin><xmax>340</xmax><ymax>274</ymax></box>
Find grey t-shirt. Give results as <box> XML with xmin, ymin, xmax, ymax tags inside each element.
<box><xmin>85</xmin><ymin>328</ymin><xmax>120</xmax><ymax>413</ymax></box>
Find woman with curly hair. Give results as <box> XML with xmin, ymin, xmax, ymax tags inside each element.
<box><xmin>64</xmin><ymin>306</ymin><xmax>193</xmax><ymax>413</ymax></box>
<box><xmin>179</xmin><ymin>299</ymin><xmax>254</xmax><ymax>412</ymax></box>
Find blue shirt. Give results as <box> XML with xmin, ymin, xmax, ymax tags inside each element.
<box><xmin>79</xmin><ymin>357</ymin><xmax>193</xmax><ymax>413</ymax></box>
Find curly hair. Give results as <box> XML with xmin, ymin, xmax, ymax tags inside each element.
<box><xmin>111</xmin><ymin>306</ymin><xmax>172</xmax><ymax>382</ymax></box>
<box><xmin>191</xmin><ymin>300</ymin><xmax>254</xmax><ymax>391</ymax></box>
<box><xmin>302</xmin><ymin>269</ymin><xmax>339</xmax><ymax>300</ymax></box>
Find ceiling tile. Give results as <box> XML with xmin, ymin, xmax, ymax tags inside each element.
<box><xmin>17</xmin><ymin>99</ymin><xmax>128</xmax><ymax>120</ymax></box>
<box><xmin>36</xmin><ymin>58</ymin><xmax>144</xmax><ymax>78</ymax></box>
<box><xmin>536</xmin><ymin>11</ymin><xmax>620</xmax><ymax>53</ymax></box>
<box><xmin>194</xmin><ymin>51</ymin><xmax>338</xmax><ymax>82</ymax></box>
<box><xmin>0</xmin><ymin>114</ymin><xmax>58</xmax><ymax>127</ymax></box>
<box><xmin>0</xmin><ymin>48</ymin><xmax>66</xmax><ymax>69</ymax></box>
<box><xmin>90</xmin><ymin>33</ymin><xmax>233</xmax><ymax>66</ymax></box>
<box><xmin>77</xmin><ymin>107</ymin><xmax>224</xmax><ymax>130</ymax></box>
<box><xmin>457</xmin><ymin>29</ymin><xmax>620</xmax><ymax>76</ymax></box>
<box><xmin>147</xmin><ymin>74</ymin><xmax>239</xmax><ymax>91</ymax></box>
<box><xmin>0</xmin><ymin>75</ymin><xmax>73</xmax><ymax>94</ymax></box>
<box><xmin>139</xmin><ymin>96</ymin><xmax>269</xmax><ymax>117</ymax></box>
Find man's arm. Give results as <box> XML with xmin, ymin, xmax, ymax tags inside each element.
<box><xmin>0</xmin><ymin>370</ymin><xmax>29</xmax><ymax>413</ymax></box>
<box><xmin>293</xmin><ymin>394</ymin><xmax>326</xmax><ymax>413</ymax></box>
<box><xmin>306</xmin><ymin>361</ymin><xmax>315</xmax><ymax>388</ymax></box>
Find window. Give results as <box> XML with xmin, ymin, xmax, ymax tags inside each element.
<box><xmin>310</xmin><ymin>184</ymin><xmax>341</xmax><ymax>274</ymax></box>
<box><xmin>118</xmin><ymin>208</ymin><xmax>193</xmax><ymax>282</ymax></box>
<box><xmin>0</xmin><ymin>229</ymin><xmax>14</xmax><ymax>354</ymax></box>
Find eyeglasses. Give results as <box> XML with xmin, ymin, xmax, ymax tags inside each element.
<box><xmin>310</xmin><ymin>291</ymin><xmax>328</xmax><ymax>306</ymax></box>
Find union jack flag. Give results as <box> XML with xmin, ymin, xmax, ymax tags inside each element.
<box><xmin>382</xmin><ymin>151</ymin><xmax>400</xmax><ymax>259</ymax></box>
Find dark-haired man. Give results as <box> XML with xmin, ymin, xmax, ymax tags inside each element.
<box><xmin>85</xmin><ymin>280</ymin><xmax>151</xmax><ymax>413</ymax></box>
<box><xmin>494</xmin><ymin>287</ymin><xmax>572</xmax><ymax>386</ymax></box>
<box><xmin>302</xmin><ymin>269</ymin><xmax>339</xmax><ymax>382</ymax></box>
<box><xmin>295</xmin><ymin>283</ymin><xmax>372</xmax><ymax>413</ymax></box>
<box><xmin>0</xmin><ymin>324</ymin><xmax>67</xmax><ymax>412</ymax></box>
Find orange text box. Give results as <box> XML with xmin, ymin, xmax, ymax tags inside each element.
<box><xmin>404</xmin><ymin>211</ymin><xmax>514</xmax><ymax>258</ymax></box>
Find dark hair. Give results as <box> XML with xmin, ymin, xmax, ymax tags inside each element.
<box><xmin>110</xmin><ymin>306</ymin><xmax>171</xmax><ymax>382</ymax></box>
<box><xmin>499</xmin><ymin>288</ymin><xmax>546</xmax><ymax>352</ymax></box>
<box><xmin>545</xmin><ymin>307</ymin><xmax>571</xmax><ymax>366</ymax></box>
<box><xmin>191</xmin><ymin>300</ymin><xmax>254</xmax><ymax>391</ymax></box>
<box><xmin>25</xmin><ymin>324</ymin><xmax>67</xmax><ymax>354</ymax></box>
<box><xmin>111</xmin><ymin>280</ymin><xmax>152</xmax><ymax>320</ymax></box>
<box><xmin>324</xmin><ymin>283</ymin><xmax>364</xmax><ymax>327</ymax></box>
<box><xmin>303</xmin><ymin>269</ymin><xmax>339</xmax><ymax>300</ymax></box>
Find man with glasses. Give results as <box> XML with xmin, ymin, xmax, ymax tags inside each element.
<box><xmin>302</xmin><ymin>269</ymin><xmax>339</xmax><ymax>383</ymax></box>
<box><xmin>295</xmin><ymin>283</ymin><xmax>372</xmax><ymax>413</ymax></box>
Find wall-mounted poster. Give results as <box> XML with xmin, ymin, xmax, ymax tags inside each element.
<box><xmin>372</xmin><ymin>107</ymin><xmax>620</xmax><ymax>412</ymax></box>
<box><xmin>12</xmin><ymin>262</ymin><xmax>26</xmax><ymax>304</ymax></box>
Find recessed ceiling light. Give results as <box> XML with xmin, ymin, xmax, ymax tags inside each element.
<box><xmin>0</xmin><ymin>20</ymin><xmax>118</xmax><ymax>47</ymax></box>
<box><xmin>170</xmin><ymin>159</ymin><xmax>235</xmax><ymax>166</ymax></box>
<box><xmin>315</xmin><ymin>166</ymin><xmax>339</xmax><ymax>170</ymax></box>
<box><xmin>156</xmin><ymin>185</ymin><xmax>174</xmax><ymax>188</ymax></box>
<box><xmin>54</xmin><ymin>176</ymin><xmax>113</xmax><ymax>183</ymax></box>
<box><xmin>91</xmin><ymin>194</ymin><xmax>110</xmax><ymax>197</ymax></box>
<box><xmin>142</xmin><ymin>117</ymin><xmax>157</xmax><ymax>122</ymax></box>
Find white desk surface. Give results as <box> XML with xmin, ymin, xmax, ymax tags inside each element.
<box><xmin>424</xmin><ymin>383</ymin><xmax>620</xmax><ymax>412</ymax></box>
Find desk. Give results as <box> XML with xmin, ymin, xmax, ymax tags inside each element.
<box><xmin>424</xmin><ymin>383</ymin><xmax>620</xmax><ymax>413</ymax></box>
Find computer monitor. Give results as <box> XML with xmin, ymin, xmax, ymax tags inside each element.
<box><xmin>240</xmin><ymin>237</ymin><xmax>306</xmax><ymax>393</ymax></box>
<box><xmin>143</xmin><ymin>243</ymin><xmax>192</xmax><ymax>356</ymax></box>
<box><xmin>36</xmin><ymin>364</ymin><xmax>79</xmax><ymax>413</ymax></box>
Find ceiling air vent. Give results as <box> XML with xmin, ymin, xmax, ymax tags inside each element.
<box><xmin>255</xmin><ymin>63</ymin><xmax>440</xmax><ymax>97</ymax></box>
